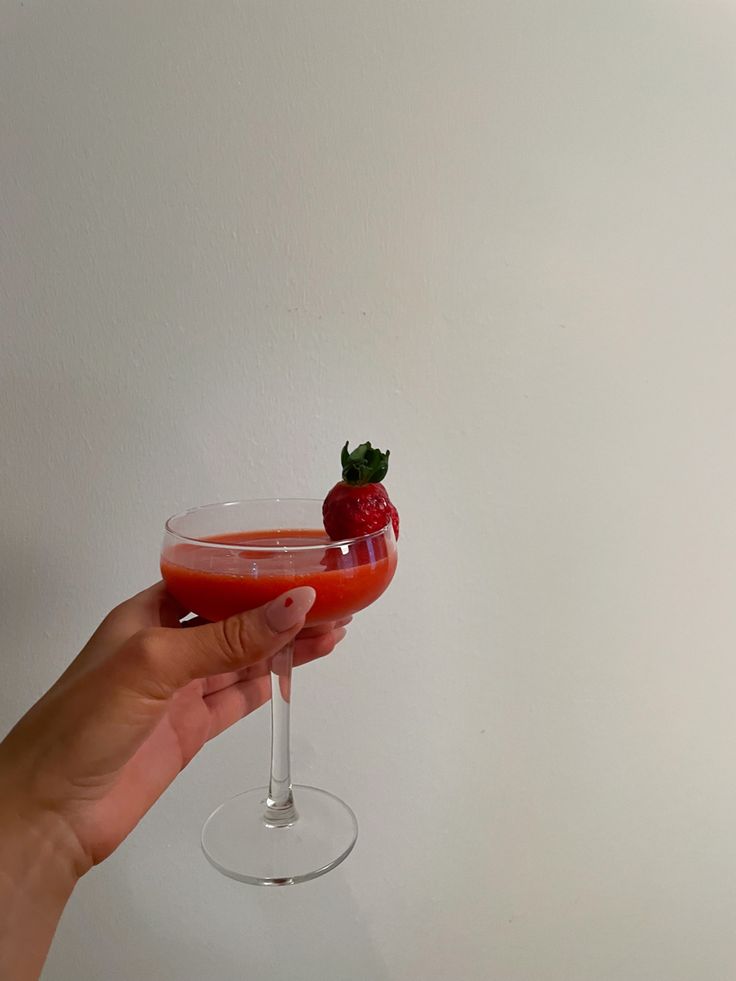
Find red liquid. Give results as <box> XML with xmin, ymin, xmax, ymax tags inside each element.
<box><xmin>161</xmin><ymin>528</ymin><xmax>397</xmax><ymax>624</ymax></box>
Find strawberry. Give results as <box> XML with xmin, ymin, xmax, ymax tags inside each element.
<box><xmin>323</xmin><ymin>441</ymin><xmax>400</xmax><ymax>541</ymax></box>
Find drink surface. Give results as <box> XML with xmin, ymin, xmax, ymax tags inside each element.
<box><xmin>161</xmin><ymin>528</ymin><xmax>397</xmax><ymax>624</ymax></box>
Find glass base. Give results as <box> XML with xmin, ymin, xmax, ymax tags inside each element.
<box><xmin>201</xmin><ymin>785</ymin><xmax>358</xmax><ymax>885</ymax></box>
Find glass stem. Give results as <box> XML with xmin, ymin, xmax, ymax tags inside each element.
<box><xmin>264</xmin><ymin>641</ymin><xmax>298</xmax><ymax>827</ymax></box>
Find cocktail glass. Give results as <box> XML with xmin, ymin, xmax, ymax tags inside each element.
<box><xmin>161</xmin><ymin>499</ymin><xmax>397</xmax><ymax>885</ymax></box>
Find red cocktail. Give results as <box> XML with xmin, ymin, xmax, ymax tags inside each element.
<box><xmin>161</xmin><ymin>529</ymin><xmax>396</xmax><ymax>625</ymax></box>
<box><xmin>160</xmin><ymin>499</ymin><xmax>397</xmax><ymax>885</ymax></box>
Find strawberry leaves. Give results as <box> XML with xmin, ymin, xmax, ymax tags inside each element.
<box><xmin>340</xmin><ymin>441</ymin><xmax>390</xmax><ymax>486</ymax></box>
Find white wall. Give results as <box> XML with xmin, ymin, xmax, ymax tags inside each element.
<box><xmin>3</xmin><ymin>2</ymin><xmax>736</xmax><ymax>978</ymax></box>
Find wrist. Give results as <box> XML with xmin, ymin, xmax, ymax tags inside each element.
<box><xmin>0</xmin><ymin>795</ymin><xmax>82</xmax><ymax>981</ymax></box>
<box><xmin>0</xmin><ymin>794</ymin><xmax>84</xmax><ymax>883</ymax></box>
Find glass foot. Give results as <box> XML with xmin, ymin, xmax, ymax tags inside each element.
<box><xmin>201</xmin><ymin>785</ymin><xmax>358</xmax><ymax>885</ymax></box>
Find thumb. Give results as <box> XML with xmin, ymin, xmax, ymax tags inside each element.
<box><xmin>118</xmin><ymin>586</ymin><xmax>316</xmax><ymax>696</ymax></box>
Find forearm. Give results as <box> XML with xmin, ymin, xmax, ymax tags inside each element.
<box><xmin>0</xmin><ymin>802</ymin><xmax>80</xmax><ymax>981</ymax></box>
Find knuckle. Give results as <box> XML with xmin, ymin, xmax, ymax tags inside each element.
<box><xmin>97</xmin><ymin>603</ymin><xmax>127</xmax><ymax>636</ymax></box>
<box><xmin>318</xmin><ymin>633</ymin><xmax>335</xmax><ymax>655</ymax></box>
<box><xmin>215</xmin><ymin>616</ymin><xmax>257</xmax><ymax>668</ymax></box>
<box><xmin>115</xmin><ymin>628</ymin><xmax>175</xmax><ymax>700</ymax></box>
<box><xmin>132</xmin><ymin>627</ymin><xmax>165</xmax><ymax>668</ymax></box>
<box><xmin>311</xmin><ymin>632</ymin><xmax>337</xmax><ymax>658</ymax></box>
<box><xmin>99</xmin><ymin>607</ymin><xmax>120</xmax><ymax>631</ymax></box>
<box><xmin>325</xmin><ymin>632</ymin><xmax>340</xmax><ymax>653</ymax></box>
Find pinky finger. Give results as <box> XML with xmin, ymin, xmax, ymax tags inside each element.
<box><xmin>293</xmin><ymin>626</ymin><xmax>347</xmax><ymax>668</ymax></box>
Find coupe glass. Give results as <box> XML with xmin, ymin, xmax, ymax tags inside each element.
<box><xmin>160</xmin><ymin>499</ymin><xmax>397</xmax><ymax>885</ymax></box>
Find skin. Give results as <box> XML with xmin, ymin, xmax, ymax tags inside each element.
<box><xmin>0</xmin><ymin>582</ymin><xmax>347</xmax><ymax>981</ymax></box>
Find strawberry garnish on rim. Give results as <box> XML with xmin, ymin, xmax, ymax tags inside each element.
<box><xmin>322</xmin><ymin>441</ymin><xmax>400</xmax><ymax>542</ymax></box>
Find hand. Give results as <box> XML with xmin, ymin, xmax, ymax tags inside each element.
<box><xmin>0</xmin><ymin>582</ymin><xmax>344</xmax><ymax>979</ymax></box>
<box><xmin>0</xmin><ymin>583</ymin><xmax>345</xmax><ymax>875</ymax></box>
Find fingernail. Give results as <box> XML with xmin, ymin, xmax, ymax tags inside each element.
<box><xmin>265</xmin><ymin>587</ymin><xmax>316</xmax><ymax>633</ymax></box>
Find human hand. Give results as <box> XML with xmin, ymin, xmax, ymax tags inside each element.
<box><xmin>0</xmin><ymin>583</ymin><xmax>346</xmax><ymax>876</ymax></box>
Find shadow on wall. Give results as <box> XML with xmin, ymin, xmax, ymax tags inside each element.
<box><xmin>45</xmin><ymin>856</ymin><xmax>392</xmax><ymax>981</ymax></box>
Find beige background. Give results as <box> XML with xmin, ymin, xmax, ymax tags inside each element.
<box><xmin>3</xmin><ymin>2</ymin><xmax>736</xmax><ymax>979</ymax></box>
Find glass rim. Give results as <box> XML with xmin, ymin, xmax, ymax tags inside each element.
<box><xmin>163</xmin><ymin>498</ymin><xmax>394</xmax><ymax>552</ymax></box>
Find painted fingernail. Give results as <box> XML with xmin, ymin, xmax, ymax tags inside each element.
<box><xmin>265</xmin><ymin>587</ymin><xmax>316</xmax><ymax>632</ymax></box>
